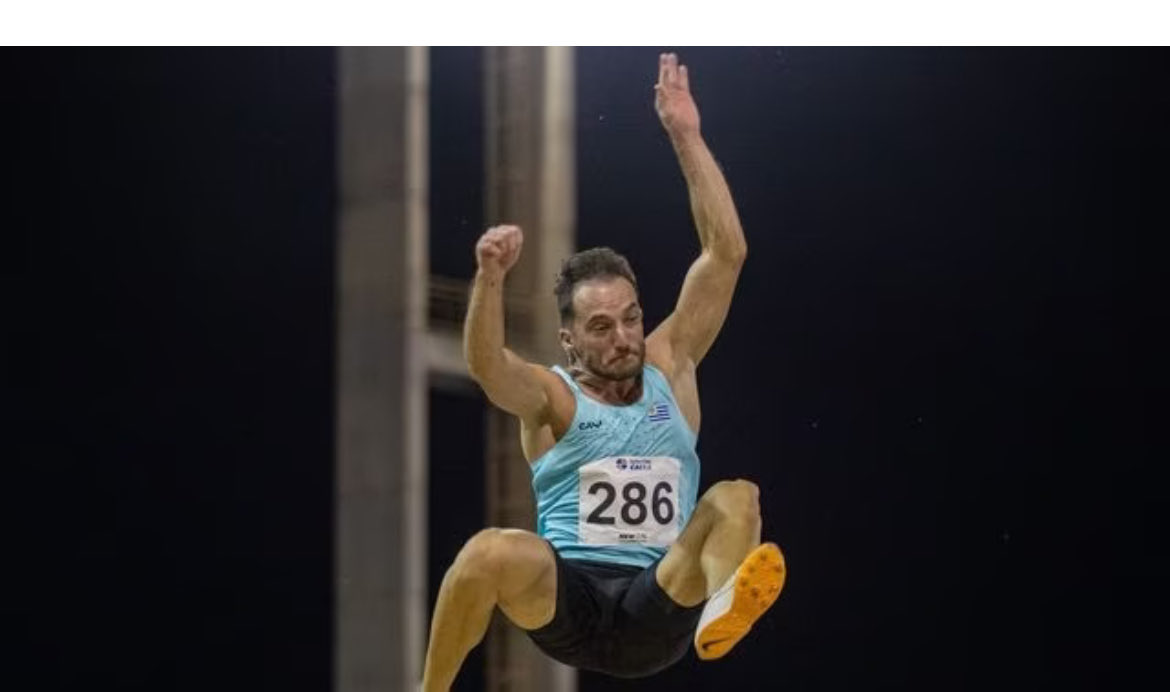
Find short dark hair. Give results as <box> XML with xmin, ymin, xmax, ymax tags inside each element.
<box><xmin>553</xmin><ymin>247</ymin><xmax>638</xmax><ymax>325</ymax></box>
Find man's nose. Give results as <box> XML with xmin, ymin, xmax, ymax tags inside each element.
<box><xmin>613</xmin><ymin>325</ymin><xmax>633</xmax><ymax>348</ymax></box>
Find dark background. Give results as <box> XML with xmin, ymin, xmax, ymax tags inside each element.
<box><xmin>8</xmin><ymin>48</ymin><xmax>1164</xmax><ymax>690</ymax></box>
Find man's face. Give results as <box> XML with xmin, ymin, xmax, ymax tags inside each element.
<box><xmin>561</xmin><ymin>277</ymin><xmax>645</xmax><ymax>381</ymax></box>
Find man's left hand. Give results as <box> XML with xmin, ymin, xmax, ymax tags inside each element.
<box><xmin>655</xmin><ymin>52</ymin><xmax>701</xmax><ymax>141</ymax></box>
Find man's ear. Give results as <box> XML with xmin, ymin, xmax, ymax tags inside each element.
<box><xmin>559</xmin><ymin>327</ymin><xmax>574</xmax><ymax>363</ymax></box>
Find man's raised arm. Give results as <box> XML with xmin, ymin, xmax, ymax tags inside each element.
<box><xmin>648</xmin><ymin>53</ymin><xmax>748</xmax><ymax>371</ymax></box>
<box><xmin>464</xmin><ymin>225</ymin><xmax>552</xmax><ymax>423</ymax></box>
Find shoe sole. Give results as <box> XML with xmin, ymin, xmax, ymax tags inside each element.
<box><xmin>694</xmin><ymin>542</ymin><xmax>786</xmax><ymax>660</ymax></box>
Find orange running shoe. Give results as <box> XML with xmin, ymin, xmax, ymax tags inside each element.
<box><xmin>693</xmin><ymin>541</ymin><xmax>786</xmax><ymax>660</ymax></box>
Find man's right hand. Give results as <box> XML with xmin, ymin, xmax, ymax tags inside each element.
<box><xmin>475</xmin><ymin>224</ymin><xmax>523</xmax><ymax>279</ymax></box>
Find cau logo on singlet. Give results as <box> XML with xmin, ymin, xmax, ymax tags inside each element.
<box><xmin>578</xmin><ymin>420</ymin><xmax>603</xmax><ymax>431</ymax></box>
<box><xmin>614</xmin><ymin>457</ymin><xmax>651</xmax><ymax>471</ymax></box>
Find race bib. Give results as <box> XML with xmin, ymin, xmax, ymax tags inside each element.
<box><xmin>578</xmin><ymin>456</ymin><xmax>681</xmax><ymax>546</ymax></box>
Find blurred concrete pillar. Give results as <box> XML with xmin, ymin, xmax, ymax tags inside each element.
<box><xmin>334</xmin><ymin>47</ymin><xmax>429</xmax><ymax>692</ymax></box>
<box><xmin>483</xmin><ymin>45</ymin><xmax>577</xmax><ymax>692</ymax></box>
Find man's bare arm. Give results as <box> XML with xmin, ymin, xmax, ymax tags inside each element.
<box><xmin>647</xmin><ymin>53</ymin><xmax>748</xmax><ymax>372</ymax></box>
<box><xmin>464</xmin><ymin>225</ymin><xmax>553</xmax><ymax>423</ymax></box>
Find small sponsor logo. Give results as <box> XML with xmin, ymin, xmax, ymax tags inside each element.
<box><xmin>614</xmin><ymin>457</ymin><xmax>652</xmax><ymax>471</ymax></box>
<box><xmin>578</xmin><ymin>420</ymin><xmax>603</xmax><ymax>430</ymax></box>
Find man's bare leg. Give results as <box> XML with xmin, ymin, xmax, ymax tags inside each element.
<box><xmin>422</xmin><ymin>528</ymin><xmax>557</xmax><ymax>692</ymax></box>
<box><xmin>656</xmin><ymin>479</ymin><xmax>764</xmax><ymax>606</ymax></box>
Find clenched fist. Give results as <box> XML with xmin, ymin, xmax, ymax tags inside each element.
<box><xmin>475</xmin><ymin>224</ymin><xmax>523</xmax><ymax>279</ymax></box>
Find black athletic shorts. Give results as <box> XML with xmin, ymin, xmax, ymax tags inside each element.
<box><xmin>526</xmin><ymin>543</ymin><xmax>705</xmax><ymax>678</ymax></box>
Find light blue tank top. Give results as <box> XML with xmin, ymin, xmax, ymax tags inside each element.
<box><xmin>530</xmin><ymin>364</ymin><xmax>701</xmax><ymax>568</ymax></box>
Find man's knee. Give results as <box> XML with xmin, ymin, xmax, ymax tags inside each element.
<box><xmin>452</xmin><ymin>527</ymin><xmax>511</xmax><ymax>586</ymax></box>
<box><xmin>452</xmin><ymin>528</ymin><xmax>547</xmax><ymax>588</ymax></box>
<box><xmin>703</xmin><ymin>479</ymin><xmax>761</xmax><ymax>523</ymax></box>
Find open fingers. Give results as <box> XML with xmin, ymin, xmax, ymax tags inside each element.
<box><xmin>658</xmin><ymin>52</ymin><xmax>689</xmax><ymax>91</ymax></box>
<box><xmin>659</xmin><ymin>52</ymin><xmax>679</xmax><ymax>88</ymax></box>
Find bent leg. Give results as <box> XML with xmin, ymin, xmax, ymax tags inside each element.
<box><xmin>422</xmin><ymin>528</ymin><xmax>556</xmax><ymax>692</ymax></box>
<box><xmin>655</xmin><ymin>479</ymin><xmax>762</xmax><ymax>606</ymax></box>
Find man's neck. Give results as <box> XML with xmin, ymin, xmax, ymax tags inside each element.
<box><xmin>570</xmin><ymin>366</ymin><xmax>642</xmax><ymax>406</ymax></box>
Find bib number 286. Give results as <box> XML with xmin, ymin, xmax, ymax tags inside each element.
<box><xmin>585</xmin><ymin>480</ymin><xmax>675</xmax><ymax>526</ymax></box>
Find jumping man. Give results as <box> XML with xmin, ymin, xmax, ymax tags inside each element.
<box><xmin>421</xmin><ymin>52</ymin><xmax>786</xmax><ymax>690</ymax></box>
